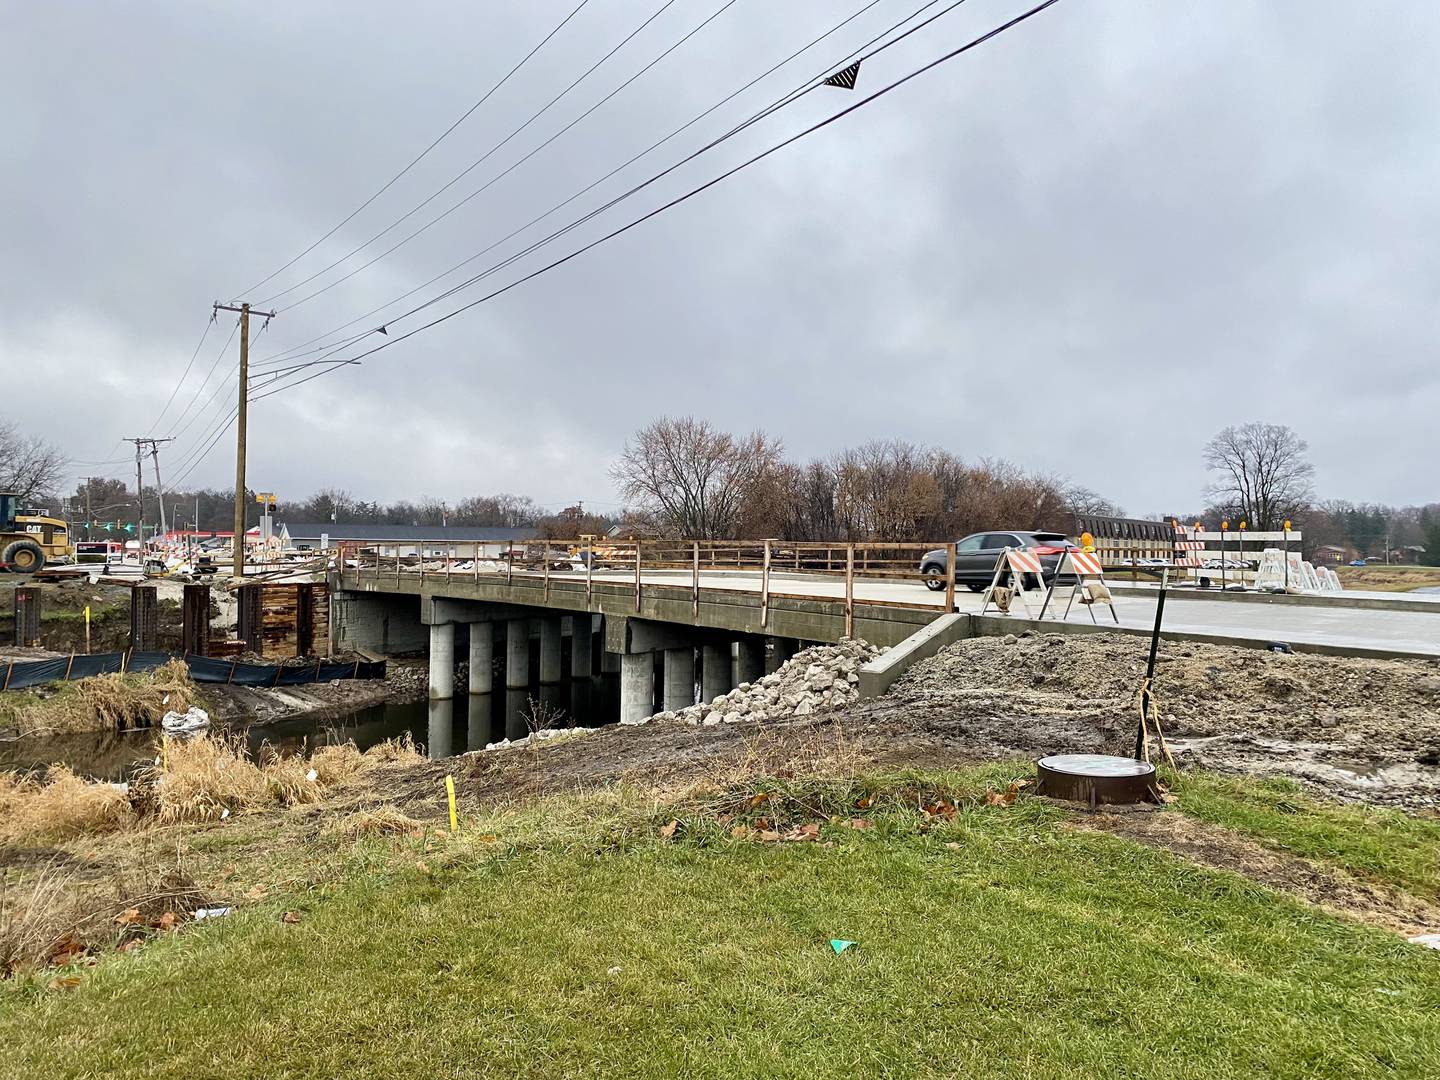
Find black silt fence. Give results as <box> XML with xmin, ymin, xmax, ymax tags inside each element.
<box><xmin>1</xmin><ymin>652</ymin><xmax>386</xmax><ymax>692</ymax></box>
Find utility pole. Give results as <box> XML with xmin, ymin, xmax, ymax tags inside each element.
<box><xmin>148</xmin><ymin>439</ymin><xmax>175</xmax><ymax>539</ymax></box>
<box><xmin>81</xmin><ymin>477</ymin><xmax>95</xmax><ymax>542</ymax></box>
<box><xmin>214</xmin><ymin>302</ymin><xmax>276</xmax><ymax>579</ymax></box>
<box><xmin>123</xmin><ymin>437</ymin><xmax>174</xmax><ymax>543</ymax></box>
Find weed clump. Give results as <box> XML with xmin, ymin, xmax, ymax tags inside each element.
<box><xmin>0</xmin><ymin>767</ymin><xmax>135</xmax><ymax>845</ymax></box>
<box><xmin>136</xmin><ymin>734</ymin><xmax>267</xmax><ymax>825</ymax></box>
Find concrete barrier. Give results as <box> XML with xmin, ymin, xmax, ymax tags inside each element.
<box><xmin>857</xmin><ymin>613</ymin><xmax>969</xmax><ymax>699</ymax></box>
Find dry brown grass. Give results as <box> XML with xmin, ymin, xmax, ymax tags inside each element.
<box><xmin>323</xmin><ymin>806</ymin><xmax>426</xmax><ymax>840</ymax></box>
<box><xmin>0</xmin><ymin>729</ymin><xmax>431</xmax><ymax>843</ymax></box>
<box><xmin>360</xmin><ymin>732</ymin><xmax>426</xmax><ymax>766</ymax></box>
<box><xmin>136</xmin><ymin>734</ymin><xmax>267</xmax><ymax>825</ymax></box>
<box><xmin>1</xmin><ymin>853</ymin><xmax>210</xmax><ymax>976</ymax></box>
<box><xmin>4</xmin><ymin>659</ymin><xmax>199</xmax><ymax>737</ymax></box>
<box><xmin>0</xmin><ymin>767</ymin><xmax>134</xmax><ymax>845</ymax></box>
<box><xmin>260</xmin><ymin>749</ymin><xmax>324</xmax><ymax>807</ymax></box>
<box><xmin>78</xmin><ymin>659</ymin><xmax>196</xmax><ymax>731</ymax></box>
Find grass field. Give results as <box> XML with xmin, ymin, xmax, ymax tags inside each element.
<box><xmin>2</xmin><ymin>766</ymin><xmax>1438</xmax><ymax>1079</ymax></box>
<box><xmin>1335</xmin><ymin>564</ymin><xmax>1440</xmax><ymax>592</ymax></box>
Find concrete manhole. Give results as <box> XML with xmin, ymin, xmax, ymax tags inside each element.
<box><xmin>1036</xmin><ymin>753</ymin><xmax>1159</xmax><ymax>805</ymax></box>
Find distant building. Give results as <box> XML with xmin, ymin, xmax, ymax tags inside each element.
<box><xmin>1309</xmin><ymin>544</ymin><xmax>1351</xmax><ymax>564</ymax></box>
<box><xmin>277</xmin><ymin>522</ymin><xmax>539</xmax><ymax>558</ymax></box>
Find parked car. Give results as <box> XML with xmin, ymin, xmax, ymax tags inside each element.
<box><xmin>919</xmin><ymin>531</ymin><xmax>1079</xmax><ymax>592</ymax></box>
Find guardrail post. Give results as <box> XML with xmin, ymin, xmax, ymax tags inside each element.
<box><xmin>544</xmin><ymin>545</ymin><xmax>551</xmax><ymax>602</ymax></box>
<box><xmin>447</xmin><ymin>543</ymin><xmax>452</xmax><ymax>583</ymax></box>
<box><xmin>945</xmin><ymin>542</ymin><xmax>957</xmax><ymax>612</ymax></box>
<box><xmin>692</xmin><ymin>540</ymin><xmax>700</xmax><ymax>619</ymax></box>
<box><xmin>419</xmin><ymin>544</ymin><xmax>426</xmax><ymax>585</ymax></box>
<box><xmin>761</xmin><ymin>539</ymin><xmax>771</xmax><ymax>628</ymax></box>
<box><xmin>395</xmin><ymin>550</ymin><xmax>401</xmax><ymax>585</ymax></box>
<box><xmin>635</xmin><ymin>542</ymin><xmax>643</xmax><ymax>612</ymax></box>
<box><xmin>586</xmin><ymin>542</ymin><xmax>594</xmax><ymax>602</ymax></box>
<box><xmin>844</xmin><ymin>544</ymin><xmax>855</xmax><ymax>639</ymax></box>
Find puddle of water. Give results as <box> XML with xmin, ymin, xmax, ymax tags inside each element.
<box><xmin>0</xmin><ymin>675</ymin><xmax>621</xmax><ymax>782</ymax></box>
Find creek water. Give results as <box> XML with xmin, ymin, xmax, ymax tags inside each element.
<box><xmin>0</xmin><ymin>674</ymin><xmax>623</xmax><ymax>782</ymax></box>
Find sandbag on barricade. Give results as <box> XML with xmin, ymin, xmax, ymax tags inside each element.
<box><xmin>1</xmin><ymin>652</ymin><xmax>386</xmax><ymax>691</ymax></box>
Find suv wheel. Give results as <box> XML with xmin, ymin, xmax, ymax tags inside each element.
<box><xmin>921</xmin><ymin>564</ymin><xmax>946</xmax><ymax>591</ymax></box>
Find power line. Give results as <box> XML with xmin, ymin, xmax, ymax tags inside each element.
<box><xmin>251</xmin><ymin>0</ymin><xmax>929</xmax><ymax>371</ymax></box>
<box><xmin>146</xmin><ymin>313</ymin><xmax>217</xmax><ymax>435</ymax></box>
<box><xmin>259</xmin><ymin>0</ymin><xmax>733</xmax><ymax>312</ymax></box>
<box><xmin>256</xmin><ymin>0</ymin><xmax>974</xmax><ymax>387</ymax></box>
<box><xmin>161</xmin><ymin>317</ymin><xmax>240</xmax><ymax>441</ymax></box>
<box><xmin>233</xmin><ymin>1</ymin><xmax>592</xmax><ymax>299</ymax></box>
<box><xmin>251</xmin><ymin>0</ymin><xmax>1066</xmax><ymax>404</ymax></box>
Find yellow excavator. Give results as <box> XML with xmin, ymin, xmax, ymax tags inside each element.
<box><xmin>0</xmin><ymin>493</ymin><xmax>73</xmax><ymax>572</ymax></box>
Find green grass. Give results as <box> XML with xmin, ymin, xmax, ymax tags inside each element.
<box><xmin>1173</xmin><ymin>773</ymin><xmax>1440</xmax><ymax>901</ymax></box>
<box><xmin>2</xmin><ymin>772</ymin><xmax>1438</xmax><ymax>1079</ymax></box>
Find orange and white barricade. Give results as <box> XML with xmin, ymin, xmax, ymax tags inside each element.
<box><xmin>1038</xmin><ymin>549</ymin><xmax>1119</xmax><ymax>623</ymax></box>
<box><xmin>979</xmin><ymin>547</ymin><xmax>1049</xmax><ymax>618</ymax></box>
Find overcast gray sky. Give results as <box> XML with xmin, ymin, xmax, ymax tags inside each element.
<box><xmin>3</xmin><ymin>0</ymin><xmax>1436</xmax><ymax>517</ymax></box>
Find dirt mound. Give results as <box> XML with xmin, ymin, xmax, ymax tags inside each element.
<box><xmin>889</xmin><ymin>633</ymin><xmax>1440</xmax><ymax>808</ymax></box>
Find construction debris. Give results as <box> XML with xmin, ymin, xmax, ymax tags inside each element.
<box><xmin>633</xmin><ymin>639</ymin><xmax>881</xmax><ymax>727</ymax></box>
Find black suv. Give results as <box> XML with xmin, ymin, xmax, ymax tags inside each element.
<box><xmin>919</xmin><ymin>531</ymin><xmax>1079</xmax><ymax>591</ymax></box>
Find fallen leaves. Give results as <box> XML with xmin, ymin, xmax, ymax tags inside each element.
<box><xmin>847</xmin><ymin>818</ymin><xmax>875</xmax><ymax>830</ymax></box>
<box><xmin>47</xmin><ymin>975</ymin><xmax>82</xmax><ymax>992</ymax></box>
<box><xmin>47</xmin><ymin>933</ymin><xmax>86</xmax><ymax>968</ymax></box>
<box><xmin>114</xmin><ymin>908</ymin><xmax>143</xmax><ymax>926</ymax></box>
<box><xmin>659</xmin><ymin>819</ymin><xmax>680</xmax><ymax>841</ymax></box>
<box><xmin>281</xmin><ymin>911</ymin><xmax>302</xmax><ymax>925</ymax></box>
<box><xmin>984</xmin><ymin>780</ymin><xmax>1030</xmax><ymax>807</ymax></box>
<box><xmin>921</xmin><ymin>800</ymin><xmax>957</xmax><ymax>821</ymax></box>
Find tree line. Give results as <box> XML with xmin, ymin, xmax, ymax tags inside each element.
<box><xmin>7</xmin><ymin>413</ymin><xmax>1435</xmax><ymax>563</ymax></box>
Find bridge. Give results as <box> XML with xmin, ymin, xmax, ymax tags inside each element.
<box><xmin>327</xmin><ymin>539</ymin><xmax>1440</xmax><ymax>724</ymax></box>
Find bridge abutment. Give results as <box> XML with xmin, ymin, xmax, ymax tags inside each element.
<box><xmin>332</xmin><ymin>590</ymin><xmax>427</xmax><ymax>655</ymax></box>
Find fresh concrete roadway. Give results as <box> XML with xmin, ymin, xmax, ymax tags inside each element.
<box><xmin>537</xmin><ymin>568</ymin><xmax>1440</xmax><ymax>657</ymax></box>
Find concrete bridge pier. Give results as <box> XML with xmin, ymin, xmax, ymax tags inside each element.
<box><xmin>570</xmin><ymin>615</ymin><xmax>594</xmax><ymax>678</ymax></box>
<box><xmin>506</xmin><ymin>619</ymin><xmax>531</xmax><ymax>690</ymax></box>
<box><xmin>601</xmin><ymin>649</ymin><xmax>622</xmax><ymax>676</ymax></box>
<box><xmin>737</xmin><ymin>637</ymin><xmax>765</xmax><ymax>685</ymax></box>
<box><xmin>427</xmin><ymin>698</ymin><xmax>454</xmax><ymax>758</ymax></box>
<box><xmin>428</xmin><ymin>623</ymin><xmax>455</xmax><ymax>700</ymax></box>
<box><xmin>467</xmin><ymin>695</ymin><xmax>495</xmax><ymax>750</ymax></box>
<box><xmin>539</xmin><ymin>616</ymin><xmax>563</xmax><ymax>684</ymax></box>
<box><xmin>701</xmin><ymin>643</ymin><xmax>732</xmax><ymax>704</ymax></box>
<box><xmin>663</xmin><ymin>647</ymin><xmax>695</xmax><ymax>712</ymax></box>
<box><xmin>469</xmin><ymin>623</ymin><xmax>494</xmax><ymax>694</ymax></box>
<box><xmin>505</xmin><ymin>688</ymin><xmax>528</xmax><ymax>741</ymax></box>
<box><xmin>620</xmin><ymin>652</ymin><xmax>655</xmax><ymax>724</ymax></box>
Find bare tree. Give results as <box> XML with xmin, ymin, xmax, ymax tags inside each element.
<box><xmin>1203</xmin><ymin>422</ymin><xmax>1314</xmax><ymax>530</ymax></box>
<box><xmin>1065</xmin><ymin>485</ymin><xmax>1123</xmax><ymax>517</ymax></box>
<box><xmin>611</xmin><ymin>417</ymin><xmax>782</xmax><ymax>537</ymax></box>
<box><xmin>0</xmin><ymin>420</ymin><xmax>66</xmax><ymax>503</ymax></box>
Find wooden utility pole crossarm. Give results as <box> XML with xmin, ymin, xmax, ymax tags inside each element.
<box><xmin>214</xmin><ymin>302</ymin><xmax>277</xmax><ymax>579</ymax></box>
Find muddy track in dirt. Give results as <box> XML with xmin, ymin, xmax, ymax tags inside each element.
<box><xmin>1068</xmin><ymin>809</ymin><xmax>1440</xmax><ymax>937</ymax></box>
